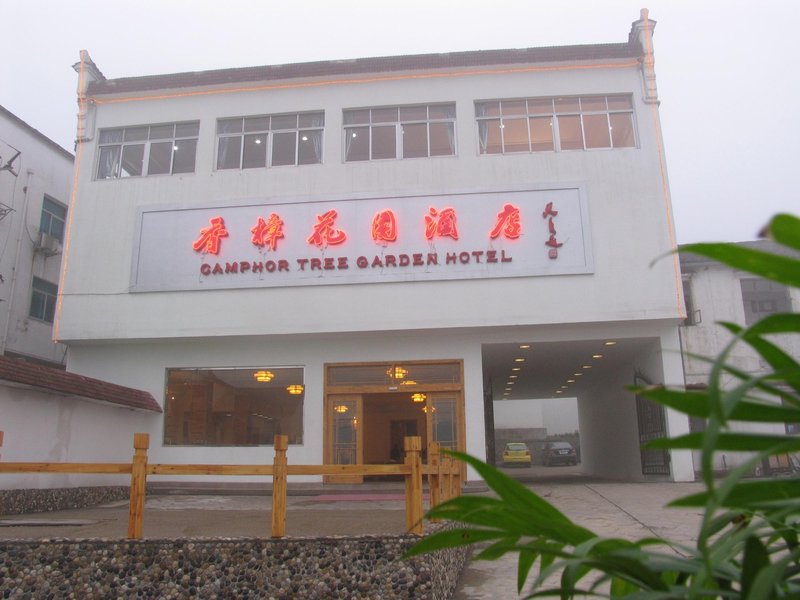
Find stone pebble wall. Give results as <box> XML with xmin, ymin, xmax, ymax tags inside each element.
<box><xmin>0</xmin><ymin>486</ymin><xmax>130</xmax><ymax>516</ymax></box>
<box><xmin>0</xmin><ymin>530</ymin><xmax>470</xmax><ymax>599</ymax></box>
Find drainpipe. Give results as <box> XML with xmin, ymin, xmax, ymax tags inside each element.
<box><xmin>0</xmin><ymin>168</ymin><xmax>34</xmax><ymax>355</ymax></box>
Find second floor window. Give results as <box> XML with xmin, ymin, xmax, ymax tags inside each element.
<box><xmin>476</xmin><ymin>95</ymin><xmax>636</xmax><ymax>154</ymax></box>
<box><xmin>344</xmin><ymin>103</ymin><xmax>456</xmax><ymax>162</ymax></box>
<box><xmin>96</xmin><ymin>122</ymin><xmax>199</xmax><ymax>179</ymax></box>
<box><xmin>216</xmin><ymin>112</ymin><xmax>324</xmax><ymax>169</ymax></box>
<box><xmin>740</xmin><ymin>278</ymin><xmax>792</xmax><ymax>326</ymax></box>
<box><xmin>39</xmin><ymin>195</ymin><xmax>67</xmax><ymax>242</ymax></box>
<box><xmin>29</xmin><ymin>277</ymin><xmax>58</xmax><ymax>323</ymax></box>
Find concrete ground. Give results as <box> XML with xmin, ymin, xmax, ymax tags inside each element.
<box><xmin>0</xmin><ymin>480</ymin><xmax>705</xmax><ymax>598</ymax></box>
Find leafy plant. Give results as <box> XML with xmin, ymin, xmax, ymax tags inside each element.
<box><xmin>408</xmin><ymin>214</ymin><xmax>800</xmax><ymax>598</ymax></box>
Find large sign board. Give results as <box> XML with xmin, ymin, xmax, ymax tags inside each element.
<box><xmin>130</xmin><ymin>188</ymin><xmax>592</xmax><ymax>292</ymax></box>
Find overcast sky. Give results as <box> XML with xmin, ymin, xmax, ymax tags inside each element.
<box><xmin>2</xmin><ymin>0</ymin><xmax>796</xmax><ymax>244</ymax></box>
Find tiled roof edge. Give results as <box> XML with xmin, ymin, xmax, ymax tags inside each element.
<box><xmin>0</xmin><ymin>105</ymin><xmax>74</xmax><ymax>161</ymax></box>
<box><xmin>0</xmin><ymin>356</ymin><xmax>162</xmax><ymax>413</ymax></box>
<box><xmin>87</xmin><ymin>42</ymin><xmax>642</xmax><ymax>96</ymax></box>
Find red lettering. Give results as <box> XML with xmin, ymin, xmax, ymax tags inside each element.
<box><xmin>266</xmin><ymin>261</ymin><xmax>277</xmax><ymax>273</ymax></box>
<box><xmin>487</xmin><ymin>250</ymin><xmax>498</xmax><ymax>263</ymax></box>
<box><xmin>239</xmin><ymin>261</ymin><xmax>251</xmax><ymax>273</ymax></box>
<box><xmin>310</xmin><ymin>258</ymin><xmax>322</xmax><ymax>270</ymax></box>
<box><xmin>427</xmin><ymin>253</ymin><xmax>438</xmax><ymax>265</ymax></box>
<box><xmin>324</xmin><ymin>257</ymin><xmax>335</xmax><ymax>270</ymax></box>
<box><xmin>459</xmin><ymin>252</ymin><xmax>470</xmax><ymax>264</ymax></box>
<box><xmin>413</xmin><ymin>253</ymin><xmax>423</xmax><ymax>266</ymax></box>
<box><xmin>193</xmin><ymin>216</ymin><xmax>229</xmax><ymax>255</ymax></box>
<box><xmin>200</xmin><ymin>264</ymin><xmax>211</xmax><ymax>276</ymax></box>
<box><xmin>399</xmin><ymin>254</ymin><xmax>410</xmax><ymax>267</ymax></box>
<box><xmin>357</xmin><ymin>256</ymin><xmax>368</xmax><ymax>268</ymax></box>
<box><xmin>501</xmin><ymin>250</ymin><xmax>512</xmax><ymax>263</ymax></box>
<box><xmin>385</xmin><ymin>255</ymin><xmax>397</xmax><ymax>267</ymax></box>
<box><xmin>252</xmin><ymin>262</ymin><xmax>264</xmax><ymax>273</ymax></box>
<box><xmin>297</xmin><ymin>258</ymin><xmax>309</xmax><ymax>271</ymax></box>
<box><xmin>372</xmin><ymin>256</ymin><xmax>383</xmax><ymax>268</ymax></box>
<box><xmin>278</xmin><ymin>260</ymin><xmax>290</xmax><ymax>272</ymax></box>
<box><xmin>212</xmin><ymin>263</ymin><xmax>224</xmax><ymax>275</ymax></box>
<box><xmin>338</xmin><ymin>257</ymin><xmax>349</xmax><ymax>270</ymax></box>
<box><xmin>446</xmin><ymin>252</ymin><xmax>457</xmax><ymax>264</ymax></box>
<box><xmin>471</xmin><ymin>251</ymin><xmax>484</xmax><ymax>263</ymax></box>
<box><xmin>225</xmin><ymin>262</ymin><xmax>238</xmax><ymax>273</ymax></box>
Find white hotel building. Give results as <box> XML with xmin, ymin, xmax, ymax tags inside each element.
<box><xmin>56</xmin><ymin>10</ymin><xmax>692</xmax><ymax>485</ymax></box>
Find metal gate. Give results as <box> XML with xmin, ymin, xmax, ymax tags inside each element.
<box><xmin>635</xmin><ymin>392</ymin><xmax>671</xmax><ymax>475</ymax></box>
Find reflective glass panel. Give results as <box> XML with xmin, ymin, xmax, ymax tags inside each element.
<box><xmin>429</xmin><ymin>122</ymin><xmax>455</xmax><ymax>156</ymax></box>
<box><xmin>402</xmin><ymin>122</ymin><xmax>428</xmax><ymax>158</ymax></box>
<box><xmin>609</xmin><ymin>113</ymin><xmax>635</xmax><ymax>147</ymax></box>
<box><xmin>242</xmin><ymin>134</ymin><xmax>267</xmax><ymax>168</ymax></box>
<box><xmin>271</xmin><ymin>131</ymin><xmax>297</xmax><ymax>166</ymax></box>
<box><xmin>217</xmin><ymin>137</ymin><xmax>242</xmax><ymax>169</ymax></box>
<box><xmin>557</xmin><ymin>115</ymin><xmax>584</xmax><ymax>150</ymax></box>
<box><xmin>172</xmin><ymin>139</ymin><xmax>197</xmax><ymax>173</ymax></box>
<box><xmin>583</xmin><ymin>114</ymin><xmax>611</xmax><ymax>148</ymax></box>
<box><xmin>371</xmin><ymin>125</ymin><xmax>396</xmax><ymax>159</ymax></box>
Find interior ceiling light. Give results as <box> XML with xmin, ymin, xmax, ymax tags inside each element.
<box><xmin>519</xmin><ymin>344</ymin><xmax>531</xmax><ymax>349</ymax></box>
<box><xmin>509</xmin><ymin>375</ymin><xmax>518</xmax><ymax>379</ymax></box>
<box><xmin>574</xmin><ymin>373</ymin><xmax>583</xmax><ymax>377</ymax></box>
<box><xmin>592</xmin><ymin>354</ymin><xmax>604</xmax><ymax>359</ymax></box>
<box><xmin>253</xmin><ymin>370</ymin><xmax>274</xmax><ymax>382</ymax></box>
<box><xmin>334</xmin><ymin>405</ymin><xmax>349</xmax><ymax>413</ymax></box>
<box><xmin>387</xmin><ymin>366</ymin><xmax>408</xmax><ymax>380</ymax></box>
<box><xmin>514</xmin><ymin>358</ymin><xmax>525</xmax><ymax>363</ymax></box>
<box><xmin>512</xmin><ymin>367</ymin><xmax>521</xmax><ymax>372</ymax></box>
<box><xmin>582</xmin><ymin>365</ymin><xmax>592</xmax><ymax>369</ymax></box>
<box><xmin>411</xmin><ymin>393</ymin><xmax>426</xmax><ymax>403</ymax></box>
<box><xmin>604</xmin><ymin>341</ymin><xmax>617</xmax><ymax>346</ymax></box>
<box><xmin>286</xmin><ymin>384</ymin><xmax>304</xmax><ymax>395</ymax></box>
<box><xmin>561</xmin><ymin>385</ymin><xmax>569</xmax><ymax>389</ymax></box>
<box><xmin>555</xmin><ymin>390</ymin><xmax>563</xmax><ymax>394</ymax></box>
<box><xmin>422</xmin><ymin>406</ymin><xmax>436</xmax><ymax>413</ymax></box>
<box><xmin>567</xmin><ymin>379</ymin><xmax>576</xmax><ymax>383</ymax></box>
<box><xmin>400</xmin><ymin>379</ymin><xmax>417</xmax><ymax>386</ymax></box>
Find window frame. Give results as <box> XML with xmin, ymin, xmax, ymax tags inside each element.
<box><xmin>39</xmin><ymin>195</ymin><xmax>67</xmax><ymax>242</ymax></box>
<box><xmin>475</xmin><ymin>94</ymin><xmax>637</xmax><ymax>155</ymax></box>
<box><xmin>29</xmin><ymin>276</ymin><xmax>58</xmax><ymax>323</ymax></box>
<box><xmin>343</xmin><ymin>103</ymin><xmax>457</xmax><ymax>162</ymax></box>
<box><xmin>215</xmin><ymin>111</ymin><xmax>325</xmax><ymax>170</ymax></box>
<box><xmin>95</xmin><ymin>121</ymin><xmax>200</xmax><ymax>179</ymax></box>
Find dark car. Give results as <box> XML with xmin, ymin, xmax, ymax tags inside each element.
<box><xmin>543</xmin><ymin>441</ymin><xmax>578</xmax><ymax>466</ymax></box>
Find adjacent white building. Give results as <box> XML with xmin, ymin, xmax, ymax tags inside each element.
<box><xmin>0</xmin><ymin>105</ymin><xmax>72</xmax><ymax>367</ymax></box>
<box><xmin>53</xmin><ymin>10</ymin><xmax>692</xmax><ymax>485</ymax></box>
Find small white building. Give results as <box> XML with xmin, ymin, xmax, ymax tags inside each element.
<box><xmin>48</xmin><ymin>10</ymin><xmax>692</xmax><ymax>488</ymax></box>
<box><xmin>680</xmin><ymin>240</ymin><xmax>800</xmax><ymax>474</ymax></box>
<box><xmin>0</xmin><ymin>106</ymin><xmax>72</xmax><ymax>367</ymax></box>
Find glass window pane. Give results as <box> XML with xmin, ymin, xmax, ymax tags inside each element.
<box><xmin>607</xmin><ymin>95</ymin><xmax>633</xmax><ymax>110</ymax></box>
<box><xmin>172</xmin><ymin>139</ymin><xmax>197</xmax><ymax>173</ymax></box>
<box><xmin>429</xmin><ymin>122</ymin><xmax>455</xmax><ymax>156</ymax></box>
<box><xmin>501</xmin><ymin>100</ymin><xmax>526</xmax><ymax>116</ymax></box>
<box><xmin>580</xmin><ymin>96</ymin><xmax>607</xmax><ymax>112</ymax></box>
<box><xmin>371</xmin><ymin>125</ymin><xmax>396</xmax><ymax>159</ymax></box>
<box><xmin>244</xmin><ymin>116</ymin><xmax>270</xmax><ymax>132</ymax></box>
<box><xmin>97</xmin><ymin>145</ymin><xmax>120</xmax><ymax>178</ymax></box>
<box><xmin>557</xmin><ymin>115</ymin><xmax>584</xmax><ymax>150</ymax></box>
<box><xmin>163</xmin><ymin>367</ymin><xmax>304</xmax><ymax>446</ymax></box>
<box><xmin>271</xmin><ymin>131</ymin><xmax>297</xmax><ymax>166</ymax></box>
<box><xmin>476</xmin><ymin>101</ymin><xmax>500</xmax><ymax>117</ymax></box>
<box><xmin>217</xmin><ymin>137</ymin><xmax>242</xmax><ymax>169</ymax></box>
<box><xmin>298</xmin><ymin>130</ymin><xmax>322</xmax><ymax>165</ymax></box>
<box><xmin>402</xmin><ymin>123</ymin><xmax>428</xmax><ymax>158</ymax></box>
<box><xmin>49</xmin><ymin>218</ymin><xmax>64</xmax><ymax>241</ymax></box>
<box><xmin>149</xmin><ymin>124</ymin><xmax>174</xmax><ymax>140</ymax></box>
<box><xmin>271</xmin><ymin>114</ymin><xmax>297</xmax><ymax>130</ymax></box>
<box><xmin>530</xmin><ymin>117</ymin><xmax>554</xmax><ymax>151</ymax></box>
<box><xmin>242</xmin><ymin>134</ymin><xmax>267</xmax><ymax>168</ymax></box>
<box><xmin>30</xmin><ymin>292</ymin><xmax>45</xmax><ymax>321</ymax></box>
<box><xmin>175</xmin><ymin>122</ymin><xmax>199</xmax><ymax>137</ymax></box>
<box><xmin>120</xmin><ymin>144</ymin><xmax>144</xmax><ymax>177</ymax></box>
<box><xmin>344</xmin><ymin>110</ymin><xmax>370</xmax><ymax>125</ymax></box>
<box><xmin>478</xmin><ymin>120</ymin><xmax>502</xmax><ymax>154</ymax></box>
<box><xmin>123</xmin><ymin>126</ymin><xmax>148</xmax><ymax>142</ymax></box>
<box><xmin>583</xmin><ymin>114</ymin><xmax>611</xmax><ymax>148</ymax></box>
<box><xmin>554</xmin><ymin>97</ymin><xmax>580</xmax><ymax>113</ymax></box>
<box><xmin>610</xmin><ymin>113</ymin><xmax>635</xmax><ymax>147</ymax></box>
<box><xmin>400</xmin><ymin>106</ymin><xmax>428</xmax><ymax>121</ymax></box>
<box><xmin>99</xmin><ymin>129</ymin><xmax>123</xmax><ymax>144</ymax></box>
<box><xmin>502</xmin><ymin>118</ymin><xmax>529</xmax><ymax>152</ymax></box>
<box><xmin>298</xmin><ymin>112</ymin><xmax>324</xmax><ymax>128</ymax></box>
<box><xmin>218</xmin><ymin>118</ymin><xmax>243</xmax><ymax>134</ymax></box>
<box><xmin>345</xmin><ymin>127</ymin><xmax>369</xmax><ymax>161</ymax></box>
<box><xmin>372</xmin><ymin>108</ymin><xmax>398</xmax><ymax>123</ymax></box>
<box><xmin>147</xmin><ymin>141</ymin><xmax>173</xmax><ymax>174</ymax></box>
<box><xmin>43</xmin><ymin>197</ymin><xmax>67</xmax><ymax>219</ymax></box>
<box><xmin>527</xmin><ymin>98</ymin><xmax>553</xmax><ymax>115</ymax></box>
<box><xmin>428</xmin><ymin>103</ymin><xmax>455</xmax><ymax>120</ymax></box>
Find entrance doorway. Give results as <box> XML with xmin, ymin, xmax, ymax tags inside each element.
<box><xmin>324</xmin><ymin>361</ymin><xmax>464</xmax><ymax>483</ymax></box>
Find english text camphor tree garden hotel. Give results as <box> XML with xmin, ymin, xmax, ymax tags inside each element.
<box><xmin>56</xmin><ymin>9</ymin><xmax>692</xmax><ymax>486</ymax></box>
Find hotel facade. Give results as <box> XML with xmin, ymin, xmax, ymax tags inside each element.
<box><xmin>55</xmin><ymin>10</ymin><xmax>693</xmax><ymax>485</ymax></box>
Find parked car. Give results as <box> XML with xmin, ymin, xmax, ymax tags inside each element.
<box><xmin>543</xmin><ymin>441</ymin><xmax>578</xmax><ymax>466</ymax></box>
<box><xmin>502</xmin><ymin>442</ymin><xmax>532</xmax><ymax>467</ymax></box>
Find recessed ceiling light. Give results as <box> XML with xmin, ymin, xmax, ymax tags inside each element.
<box><xmin>512</xmin><ymin>367</ymin><xmax>521</xmax><ymax>371</ymax></box>
<box><xmin>604</xmin><ymin>341</ymin><xmax>617</xmax><ymax>346</ymax></box>
<box><xmin>509</xmin><ymin>375</ymin><xmax>518</xmax><ymax>379</ymax></box>
<box><xmin>514</xmin><ymin>358</ymin><xmax>525</xmax><ymax>363</ymax></box>
<box><xmin>574</xmin><ymin>373</ymin><xmax>583</xmax><ymax>377</ymax></box>
<box><xmin>582</xmin><ymin>365</ymin><xmax>592</xmax><ymax>369</ymax></box>
<box><xmin>555</xmin><ymin>390</ymin><xmax>563</xmax><ymax>394</ymax></box>
<box><xmin>567</xmin><ymin>379</ymin><xmax>575</xmax><ymax>383</ymax></box>
<box><xmin>561</xmin><ymin>385</ymin><xmax>568</xmax><ymax>389</ymax></box>
<box><xmin>506</xmin><ymin>381</ymin><xmax>515</xmax><ymax>386</ymax></box>
<box><xmin>592</xmin><ymin>354</ymin><xmax>603</xmax><ymax>359</ymax></box>
<box><xmin>519</xmin><ymin>344</ymin><xmax>531</xmax><ymax>349</ymax></box>
<box><xmin>505</xmin><ymin>388</ymin><xmax>512</xmax><ymax>392</ymax></box>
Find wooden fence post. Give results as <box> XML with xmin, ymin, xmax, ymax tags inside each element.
<box><xmin>404</xmin><ymin>436</ymin><xmax>423</xmax><ymax>535</ymax></box>
<box><xmin>428</xmin><ymin>442</ymin><xmax>440</xmax><ymax>520</ymax></box>
<box><xmin>127</xmin><ymin>432</ymin><xmax>149</xmax><ymax>539</ymax></box>
<box><xmin>271</xmin><ymin>434</ymin><xmax>288</xmax><ymax>538</ymax></box>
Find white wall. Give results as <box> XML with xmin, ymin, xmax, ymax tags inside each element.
<box><xmin>0</xmin><ymin>384</ymin><xmax>156</xmax><ymax>489</ymax></box>
<box><xmin>0</xmin><ymin>109</ymin><xmax>72</xmax><ymax>364</ymax></box>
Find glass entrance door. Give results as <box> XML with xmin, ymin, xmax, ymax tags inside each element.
<box><xmin>326</xmin><ymin>394</ymin><xmax>362</xmax><ymax>483</ymax></box>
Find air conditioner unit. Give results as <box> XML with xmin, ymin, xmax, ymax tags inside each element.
<box><xmin>35</xmin><ymin>231</ymin><xmax>62</xmax><ymax>256</ymax></box>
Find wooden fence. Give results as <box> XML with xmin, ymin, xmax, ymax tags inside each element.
<box><xmin>0</xmin><ymin>431</ymin><xmax>461</xmax><ymax>538</ymax></box>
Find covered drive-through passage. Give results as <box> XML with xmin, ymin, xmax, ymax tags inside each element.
<box><xmin>481</xmin><ymin>336</ymin><xmax>691</xmax><ymax>481</ymax></box>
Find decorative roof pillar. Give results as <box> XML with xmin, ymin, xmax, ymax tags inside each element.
<box><xmin>629</xmin><ymin>8</ymin><xmax>659</xmax><ymax>104</ymax></box>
